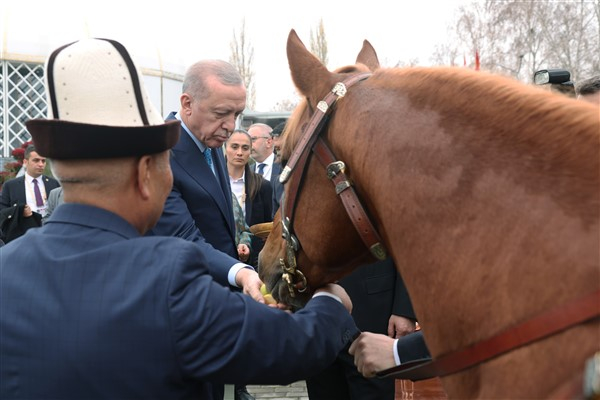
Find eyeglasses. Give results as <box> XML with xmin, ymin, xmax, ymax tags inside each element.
<box><xmin>250</xmin><ymin>136</ymin><xmax>271</xmax><ymax>142</ymax></box>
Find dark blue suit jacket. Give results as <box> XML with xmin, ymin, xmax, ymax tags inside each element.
<box><xmin>245</xmin><ymin>177</ymin><xmax>272</xmax><ymax>228</ymax></box>
<box><xmin>340</xmin><ymin>257</ymin><xmax>416</xmax><ymax>333</ymax></box>
<box><xmin>0</xmin><ymin>204</ymin><xmax>358</xmax><ymax>400</ymax></box>
<box><xmin>0</xmin><ymin>175</ymin><xmax>60</xmax><ymax>209</ymax></box>
<box><xmin>149</xmin><ymin>112</ymin><xmax>240</xmax><ymax>285</ymax></box>
<box><xmin>271</xmin><ymin>161</ymin><xmax>284</xmax><ymax>216</ymax></box>
<box><xmin>245</xmin><ymin>176</ymin><xmax>273</xmax><ymax>267</ymax></box>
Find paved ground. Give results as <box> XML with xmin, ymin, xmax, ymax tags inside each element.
<box><xmin>247</xmin><ymin>381</ymin><xmax>308</xmax><ymax>400</ymax></box>
<box><xmin>246</xmin><ymin>378</ymin><xmax>447</xmax><ymax>400</ymax></box>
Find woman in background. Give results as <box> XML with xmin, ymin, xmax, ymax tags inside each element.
<box><xmin>225</xmin><ymin>129</ymin><xmax>273</xmax><ymax>267</ymax></box>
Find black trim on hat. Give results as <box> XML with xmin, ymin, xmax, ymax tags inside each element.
<box><xmin>103</xmin><ymin>38</ymin><xmax>150</xmax><ymax>126</ymax></box>
<box><xmin>26</xmin><ymin>119</ymin><xmax>180</xmax><ymax>159</ymax></box>
<box><xmin>45</xmin><ymin>41</ymin><xmax>76</xmax><ymax>120</ymax></box>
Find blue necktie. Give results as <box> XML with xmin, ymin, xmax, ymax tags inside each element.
<box><xmin>257</xmin><ymin>163</ymin><xmax>266</xmax><ymax>176</ymax></box>
<box><xmin>204</xmin><ymin>148</ymin><xmax>215</xmax><ymax>176</ymax></box>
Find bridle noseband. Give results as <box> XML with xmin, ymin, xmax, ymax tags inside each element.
<box><xmin>278</xmin><ymin>72</ymin><xmax>386</xmax><ymax>298</ymax></box>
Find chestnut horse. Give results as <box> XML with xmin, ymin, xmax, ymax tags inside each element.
<box><xmin>258</xmin><ymin>30</ymin><xmax>600</xmax><ymax>399</ymax></box>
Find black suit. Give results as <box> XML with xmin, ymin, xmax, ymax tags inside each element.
<box><xmin>244</xmin><ymin>177</ymin><xmax>272</xmax><ymax>267</ymax></box>
<box><xmin>397</xmin><ymin>330</ymin><xmax>430</xmax><ymax>363</ymax></box>
<box><xmin>0</xmin><ymin>175</ymin><xmax>60</xmax><ymax>210</ymax></box>
<box><xmin>270</xmin><ymin>161</ymin><xmax>283</xmax><ymax>217</ymax></box>
<box><xmin>0</xmin><ymin>175</ymin><xmax>60</xmax><ymax>242</ymax></box>
<box><xmin>306</xmin><ymin>257</ymin><xmax>416</xmax><ymax>400</ymax></box>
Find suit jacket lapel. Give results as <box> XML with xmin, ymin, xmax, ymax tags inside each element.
<box><xmin>172</xmin><ymin>128</ymin><xmax>235</xmax><ymax>236</ymax></box>
<box><xmin>211</xmin><ymin>147</ymin><xmax>235</xmax><ymax>229</ymax></box>
<box><xmin>16</xmin><ymin>176</ymin><xmax>27</xmax><ymax>205</ymax></box>
<box><xmin>244</xmin><ymin>178</ymin><xmax>253</xmax><ymax>224</ymax></box>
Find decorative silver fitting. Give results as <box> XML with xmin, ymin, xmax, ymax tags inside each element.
<box><xmin>370</xmin><ymin>243</ymin><xmax>388</xmax><ymax>260</ymax></box>
<box><xmin>279</xmin><ymin>166</ymin><xmax>291</xmax><ymax>184</ymax></box>
<box><xmin>281</xmin><ymin>217</ymin><xmax>298</xmax><ymax>251</ymax></box>
<box><xmin>335</xmin><ymin>181</ymin><xmax>352</xmax><ymax>194</ymax></box>
<box><xmin>326</xmin><ymin>161</ymin><xmax>346</xmax><ymax>179</ymax></box>
<box><xmin>332</xmin><ymin>82</ymin><xmax>347</xmax><ymax>97</ymax></box>
<box><xmin>317</xmin><ymin>101</ymin><xmax>328</xmax><ymax>113</ymax></box>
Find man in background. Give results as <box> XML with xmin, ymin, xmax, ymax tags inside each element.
<box><xmin>0</xmin><ymin>144</ymin><xmax>60</xmax><ymax>241</ymax></box>
<box><xmin>248</xmin><ymin>123</ymin><xmax>276</xmax><ymax>181</ymax></box>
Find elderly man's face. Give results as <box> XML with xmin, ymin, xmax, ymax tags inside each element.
<box><xmin>182</xmin><ymin>75</ymin><xmax>246</xmax><ymax>149</ymax></box>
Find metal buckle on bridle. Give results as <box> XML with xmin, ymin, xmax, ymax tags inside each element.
<box><xmin>279</xmin><ymin>217</ymin><xmax>307</xmax><ymax>298</ymax></box>
<box><xmin>326</xmin><ymin>161</ymin><xmax>353</xmax><ymax>194</ymax></box>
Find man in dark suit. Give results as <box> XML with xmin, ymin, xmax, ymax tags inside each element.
<box><xmin>146</xmin><ymin>60</ymin><xmax>264</xmax><ymax>400</ymax></box>
<box><xmin>306</xmin><ymin>257</ymin><xmax>419</xmax><ymax>400</ymax></box>
<box><xmin>0</xmin><ymin>144</ymin><xmax>60</xmax><ymax>241</ymax></box>
<box><xmin>148</xmin><ymin>60</ymin><xmax>262</xmax><ymax>294</ymax></box>
<box><xmin>270</xmin><ymin>121</ymin><xmax>285</xmax><ymax>215</ymax></box>
<box><xmin>0</xmin><ymin>37</ymin><xmax>359</xmax><ymax>400</ymax></box>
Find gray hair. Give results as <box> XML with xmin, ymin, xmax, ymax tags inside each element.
<box><xmin>183</xmin><ymin>60</ymin><xmax>243</xmax><ymax>100</ymax></box>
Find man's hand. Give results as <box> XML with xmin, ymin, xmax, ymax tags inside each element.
<box><xmin>23</xmin><ymin>205</ymin><xmax>32</xmax><ymax>218</ymax></box>
<box><xmin>349</xmin><ymin>332</ymin><xmax>396</xmax><ymax>378</ymax></box>
<box><xmin>235</xmin><ymin>268</ymin><xmax>290</xmax><ymax>310</ymax></box>
<box><xmin>237</xmin><ymin>244</ymin><xmax>250</xmax><ymax>262</ymax></box>
<box><xmin>235</xmin><ymin>267</ymin><xmax>264</xmax><ymax>302</ymax></box>
<box><xmin>388</xmin><ymin>315</ymin><xmax>416</xmax><ymax>338</ymax></box>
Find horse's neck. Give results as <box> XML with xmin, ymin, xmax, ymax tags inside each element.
<box><xmin>353</xmin><ymin>110</ymin><xmax>598</xmax><ymax>351</ymax></box>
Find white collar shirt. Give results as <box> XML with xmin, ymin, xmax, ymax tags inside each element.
<box><xmin>25</xmin><ymin>173</ymin><xmax>47</xmax><ymax>216</ymax></box>
<box><xmin>256</xmin><ymin>153</ymin><xmax>275</xmax><ymax>181</ymax></box>
<box><xmin>229</xmin><ymin>173</ymin><xmax>246</xmax><ymax>217</ymax></box>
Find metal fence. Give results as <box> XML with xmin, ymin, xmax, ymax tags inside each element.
<box><xmin>0</xmin><ymin>60</ymin><xmax>47</xmax><ymax>159</ymax></box>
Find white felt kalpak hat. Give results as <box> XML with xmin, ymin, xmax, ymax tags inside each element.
<box><xmin>26</xmin><ymin>38</ymin><xmax>179</xmax><ymax>159</ymax></box>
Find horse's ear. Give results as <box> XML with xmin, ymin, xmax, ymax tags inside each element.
<box><xmin>287</xmin><ymin>29</ymin><xmax>333</xmax><ymax>105</ymax></box>
<box><xmin>356</xmin><ymin>40</ymin><xmax>380</xmax><ymax>71</ymax></box>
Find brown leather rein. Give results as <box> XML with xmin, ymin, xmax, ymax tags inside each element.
<box><xmin>277</xmin><ymin>72</ymin><xmax>385</xmax><ymax>298</ymax></box>
<box><xmin>276</xmin><ymin>73</ymin><xmax>600</xmax><ymax>388</ymax></box>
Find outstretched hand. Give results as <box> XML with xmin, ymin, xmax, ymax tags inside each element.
<box><xmin>235</xmin><ymin>267</ymin><xmax>288</xmax><ymax>309</ymax></box>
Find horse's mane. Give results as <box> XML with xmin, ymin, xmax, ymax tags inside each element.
<box><xmin>282</xmin><ymin>65</ymin><xmax>599</xmax><ymax>194</ymax></box>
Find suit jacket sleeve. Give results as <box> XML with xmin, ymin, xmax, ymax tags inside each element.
<box><xmin>392</xmin><ymin>270</ymin><xmax>416</xmax><ymax>320</ymax></box>
<box><xmin>396</xmin><ymin>331</ymin><xmax>431</xmax><ymax>363</ymax></box>
<box><xmin>150</xmin><ymin>185</ymin><xmax>241</xmax><ymax>286</ymax></box>
<box><xmin>168</xmin><ymin>242</ymin><xmax>360</xmax><ymax>384</ymax></box>
<box><xmin>0</xmin><ymin>178</ymin><xmax>20</xmax><ymax>210</ymax></box>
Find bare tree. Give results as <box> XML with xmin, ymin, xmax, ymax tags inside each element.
<box><xmin>230</xmin><ymin>18</ymin><xmax>256</xmax><ymax>110</ymax></box>
<box><xmin>271</xmin><ymin>97</ymin><xmax>299</xmax><ymax>112</ymax></box>
<box><xmin>432</xmin><ymin>0</ymin><xmax>599</xmax><ymax>83</ymax></box>
<box><xmin>310</xmin><ymin>18</ymin><xmax>329</xmax><ymax>67</ymax></box>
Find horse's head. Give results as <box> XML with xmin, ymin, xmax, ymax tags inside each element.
<box><xmin>258</xmin><ymin>30</ymin><xmax>382</xmax><ymax>310</ymax></box>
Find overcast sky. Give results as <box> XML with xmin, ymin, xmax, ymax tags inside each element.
<box><xmin>2</xmin><ymin>0</ymin><xmax>470</xmax><ymax>110</ymax></box>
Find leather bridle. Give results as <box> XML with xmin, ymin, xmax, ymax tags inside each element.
<box><xmin>277</xmin><ymin>72</ymin><xmax>385</xmax><ymax>298</ymax></box>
